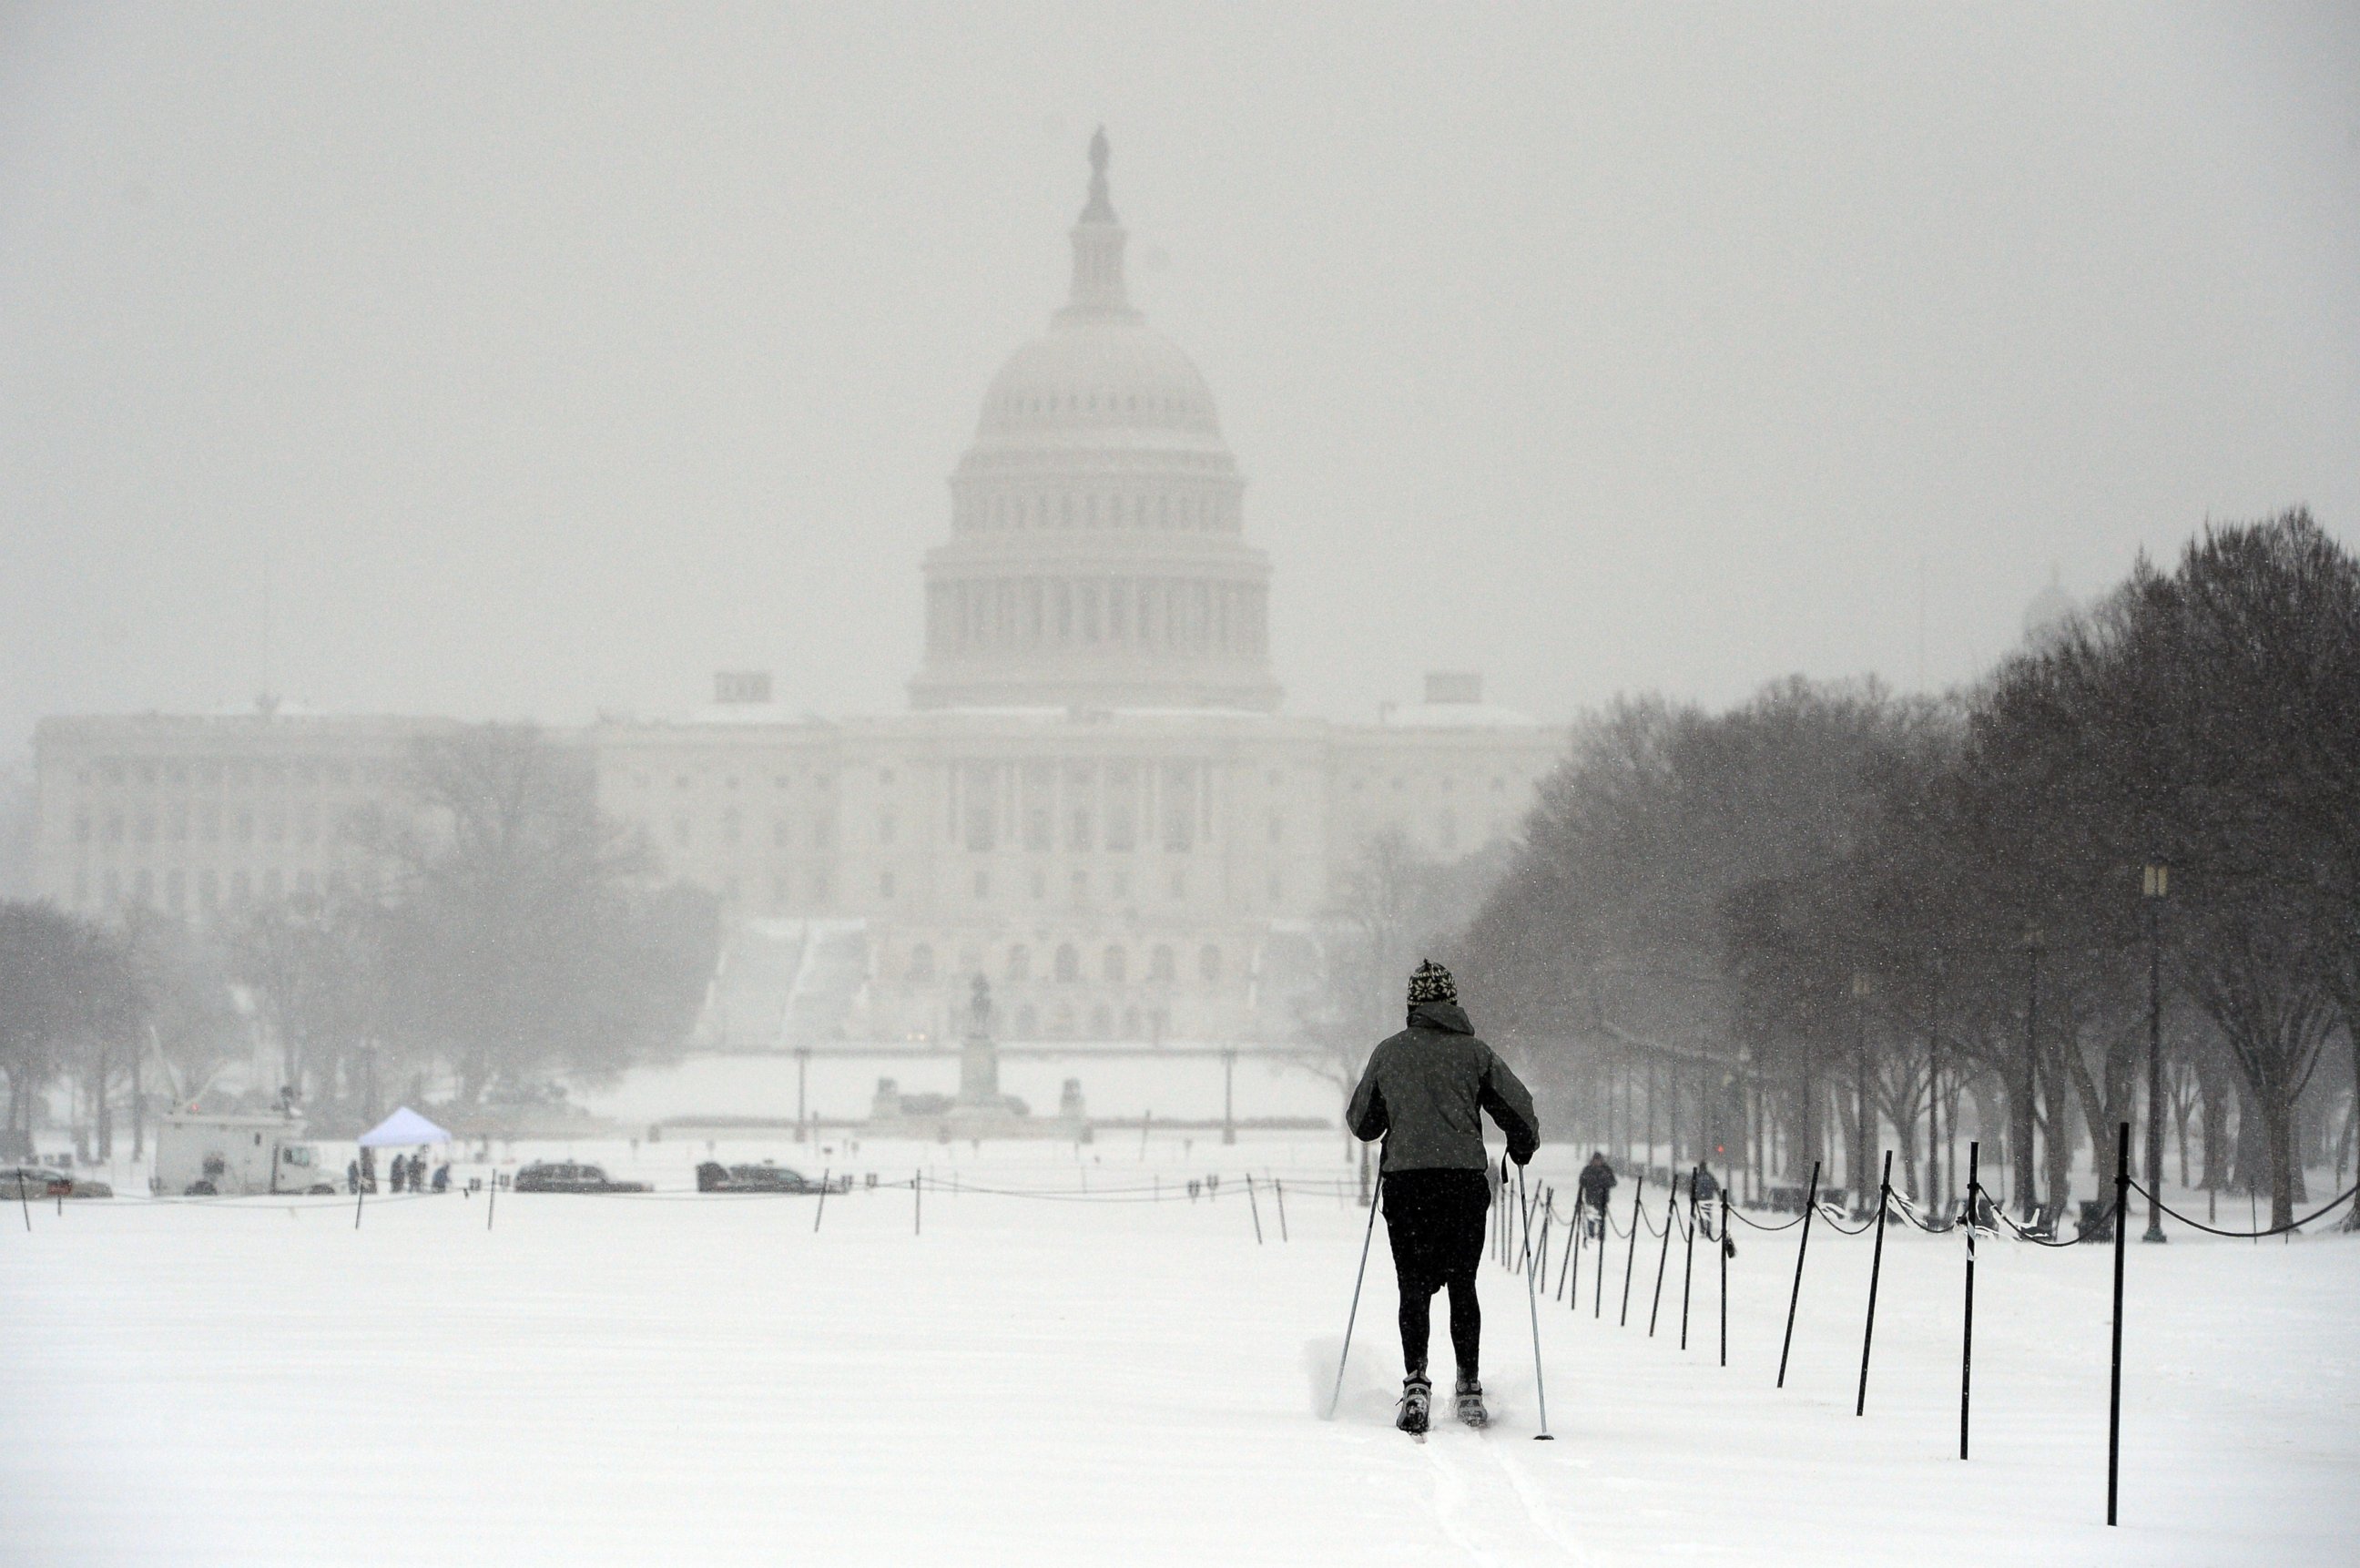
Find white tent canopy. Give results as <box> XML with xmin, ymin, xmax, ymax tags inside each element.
<box><xmin>357</xmin><ymin>1107</ymin><xmax>452</xmax><ymax>1147</ymax></box>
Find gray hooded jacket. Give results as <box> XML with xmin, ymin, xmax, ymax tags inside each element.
<box><xmin>1347</xmin><ymin>1000</ymin><xmax>1541</xmax><ymax>1172</ymax></box>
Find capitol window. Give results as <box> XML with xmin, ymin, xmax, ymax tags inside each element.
<box><xmin>1150</xmin><ymin>945</ymin><xmax>1175</xmax><ymax>983</ymax></box>
<box><xmin>1007</xmin><ymin>944</ymin><xmax>1030</xmax><ymax>982</ymax></box>
<box><xmin>1199</xmin><ymin>944</ymin><xmax>1223</xmax><ymax>984</ymax></box>
<box><xmin>1104</xmin><ymin>946</ymin><xmax>1127</xmax><ymax>983</ymax></box>
<box><xmin>907</xmin><ymin>944</ymin><xmax>935</xmax><ymax>983</ymax></box>
<box><xmin>1054</xmin><ymin>943</ymin><xmax>1080</xmax><ymax>983</ymax></box>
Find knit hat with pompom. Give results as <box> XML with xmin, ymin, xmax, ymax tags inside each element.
<box><xmin>1407</xmin><ymin>960</ymin><xmax>1458</xmax><ymax>1006</ymax></box>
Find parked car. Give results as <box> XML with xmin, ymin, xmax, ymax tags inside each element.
<box><xmin>696</xmin><ymin>1161</ymin><xmax>849</xmax><ymax>1194</ymax></box>
<box><xmin>0</xmin><ymin>1166</ymin><xmax>113</xmax><ymax>1199</ymax></box>
<box><xmin>512</xmin><ymin>1161</ymin><xmax>649</xmax><ymax>1194</ymax></box>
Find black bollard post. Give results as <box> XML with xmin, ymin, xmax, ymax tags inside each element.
<box><xmin>812</xmin><ymin>1168</ymin><xmax>831</xmax><ymax>1233</ymax></box>
<box><xmin>1558</xmin><ymin>1198</ymin><xmax>1577</xmax><ymax>1304</ymax></box>
<box><xmin>1274</xmin><ymin>1176</ymin><xmax>1288</xmax><ymax>1242</ymax></box>
<box><xmin>1647</xmin><ymin>1182</ymin><xmax>1676</xmax><ymax>1337</ymax></box>
<box><xmin>1855</xmin><ymin>1150</ymin><xmax>1893</xmax><ymax>1416</ymax></box>
<box><xmin>2108</xmin><ymin>1121</ymin><xmax>2129</xmax><ymax>1525</ymax></box>
<box><xmin>1595</xmin><ymin>1198</ymin><xmax>1609</xmax><ymax>1317</ymax></box>
<box><xmin>18</xmin><ymin>1172</ymin><xmax>30</xmax><ymax>1230</ymax></box>
<box><xmin>1619</xmin><ymin>1174</ymin><xmax>1645</xmax><ymax>1325</ymax></box>
<box><xmin>1961</xmin><ymin>1140</ymin><xmax>1979</xmax><ymax>1460</ymax></box>
<box><xmin>1680</xmin><ymin>1166</ymin><xmax>1699</xmax><ymax>1350</ymax></box>
<box><xmin>1719</xmin><ymin>1189</ymin><xmax>1730</xmax><ymax>1368</ymax></box>
<box><xmin>353</xmin><ymin>1177</ymin><xmax>364</xmax><ymax>1231</ymax></box>
<box><xmin>485</xmin><ymin>1174</ymin><xmax>496</xmax><ymax>1232</ymax></box>
<box><xmin>1246</xmin><ymin>1174</ymin><xmax>1265</xmax><ymax>1245</ymax></box>
<box><xmin>914</xmin><ymin>1169</ymin><xmax>922</xmax><ymax>1237</ymax></box>
<box><xmin>1775</xmin><ymin>1160</ymin><xmax>1822</xmax><ymax>1390</ymax></box>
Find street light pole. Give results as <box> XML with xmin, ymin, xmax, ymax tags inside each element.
<box><xmin>2019</xmin><ymin>930</ymin><xmax>2043</xmax><ymax>1222</ymax></box>
<box><xmin>1852</xmin><ymin>974</ymin><xmax>1872</xmax><ymax>1218</ymax></box>
<box><xmin>2141</xmin><ymin>861</ymin><xmax>2169</xmax><ymax>1243</ymax></box>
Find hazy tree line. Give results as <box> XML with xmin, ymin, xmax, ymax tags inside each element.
<box><xmin>1453</xmin><ymin>511</ymin><xmax>2359</xmax><ymax>1231</ymax></box>
<box><xmin>0</xmin><ymin>727</ymin><xmax>716</xmax><ymax>1156</ymax></box>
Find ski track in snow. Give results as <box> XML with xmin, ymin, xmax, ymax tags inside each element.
<box><xmin>3</xmin><ymin>1136</ymin><xmax>2356</xmax><ymax>1566</ymax></box>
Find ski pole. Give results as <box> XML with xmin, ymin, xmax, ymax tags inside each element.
<box><xmin>1326</xmin><ymin>1166</ymin><xmax>1385</xmax><ymax>1420</ymax></box>
<box><xmin>812</xmin><ymin>1168</ymin><xmax>830</xmax><ymax>1233</ymax></box>
<box><xmin>1518</xmin><ymin>1164</ymin><xmax>1554</xmax><ymax>1441</ymax></box>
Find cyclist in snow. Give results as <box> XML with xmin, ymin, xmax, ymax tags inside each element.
<box><xmin>1348</xmin><ymin>960</ymin><xmax>1540</xmax><ymax>1435</ymax></box>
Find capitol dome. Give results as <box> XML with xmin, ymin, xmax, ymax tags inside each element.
<box><xmin>910</xmin><ymin>132</ymin><xmax>1279</xmax><ymax>714</ymax></box>
<box><xmin>973</xmin><ymin>321</ymin><xmax>1226</xmax><ymax>453</ymax></box>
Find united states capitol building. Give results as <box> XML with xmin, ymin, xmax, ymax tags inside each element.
<box><xmin>32</xmin><ymin>136</ymin><xmax>1563</xmax><ymax>1055</ymax></box>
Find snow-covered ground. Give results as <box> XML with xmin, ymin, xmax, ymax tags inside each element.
<box><xmin>5</xmin><ymin>1136</ymin><xmax>2354</xmax><ymax>1565</ymax></box>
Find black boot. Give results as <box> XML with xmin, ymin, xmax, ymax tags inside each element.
<box><xmin>1396</xmin><ymin>1375</ymin><xmax>1432</xmax><ymax>1434</ymax></box>
<box><xmin>1455</xmin><ymin>1376</ymin><xmax>1488</xmax><ymax>1428</ymax></box>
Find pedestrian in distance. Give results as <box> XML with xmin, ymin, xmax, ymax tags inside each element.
<box><xmin>1693</xmin><ymin>1162</ymin><xmax>1734</xmax><ymax>1254</ymax></box>
<box><xmin>389</xmin><ymin>1155</ymin><xmax>406</xmax><ymax>1195</ymax></box>
<box><xmin>346</xmin><ymin>1159</ymin><xmax>361</xmax><ymax>1196</ymax></box>
<box><xmin>1578</xmin><ymin>1151</ymin><xmax>1618</xmax><ymax>1240</ymax></box>
<box><xmin>1348</xmin><ymin>960</ymin><xmax>1541</xmax><ymax>1436</ymax></box>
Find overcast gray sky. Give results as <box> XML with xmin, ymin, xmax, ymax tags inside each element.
<box><xmin>4</xmin><ymin>2</ymin><xmax>2355</xmax><ymax>754</ymax></box>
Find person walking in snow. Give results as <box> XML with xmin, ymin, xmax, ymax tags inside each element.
<box><xmin>1348</xmin><ymin>960</ymin><xmax>1541</xmax><ymax>1435</ymax></box>
<box><xmin>1577</xmin><ymin>1151</ymin><xmax>1617</xmax><ymax>1239</ymax></box>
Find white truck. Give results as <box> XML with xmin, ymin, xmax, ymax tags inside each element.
<box><xmin>154</xmin><ymin>1112</ymin><xmax>340</xmax><ymax>1196</ymax></box>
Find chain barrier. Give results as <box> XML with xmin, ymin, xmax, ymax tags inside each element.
<box><xmin>1728</xmin><ymin>1205</ymin><xmax>1809</xmax><ymax>1233</ymax></box>
<box><xmin>2128</xmin><ymin>1179</ymin><xmax>2358</xmax><ymax>1239</ymax></box>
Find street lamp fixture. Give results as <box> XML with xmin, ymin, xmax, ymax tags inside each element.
<box><xmin>2141</xmin><ymin>860</ymin><xmax>2170</xmax><ymax>1243</ymax></box>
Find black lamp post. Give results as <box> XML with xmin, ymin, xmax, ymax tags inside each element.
<box><xmin>1851</xmin><ymin>973</ymin><xmax>1873</xmax><ymax>1217</ymax></box>
<box><xmin>2018</xmin><ymin>928</ymin><xmax>2044</xmax><ymax>1221</ymax></box>
<box><xmin>2141</xmin><ymin>860</ymin><xmax>2169</xmax><ymax>1243</ymax></box>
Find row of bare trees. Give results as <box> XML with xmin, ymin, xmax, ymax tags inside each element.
<box><xmin>1458</xmin><ymin>511</ymin><xmax>2359</xmax><ymax>1230</ymax></box>
<box><xmin>0</xmin><ymin>726</ymin><xmax>718</xmax><ymax>1152</ymax></box>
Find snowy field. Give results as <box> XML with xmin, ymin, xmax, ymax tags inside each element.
<box><xmin>5</xmin><ymin>1136</ymin><xmax>2355</xmax><ymax>1567</ymax></box>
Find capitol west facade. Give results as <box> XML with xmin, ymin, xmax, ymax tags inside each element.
<box><xmin>31</xmin><ymin>138</ymin><xmax>1563</xmax><ymax>1051</ymax></box>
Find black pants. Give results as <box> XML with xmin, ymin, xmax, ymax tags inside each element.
<box><xmin>1382</xmin><ymin>1168</ymin><xmax>1491</xmax><ymax>1381</ymax></box>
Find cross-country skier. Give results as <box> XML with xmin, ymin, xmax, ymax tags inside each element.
<box><xmin>1348</xmin><ymin>960</ymin><xmax>1541</xmax><ymax>1435</ymax></box>
<box><xmin>1577</xmin><ymin>1152</ymin><xmax>1617</xmax><ymax>1238</ymax></box>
